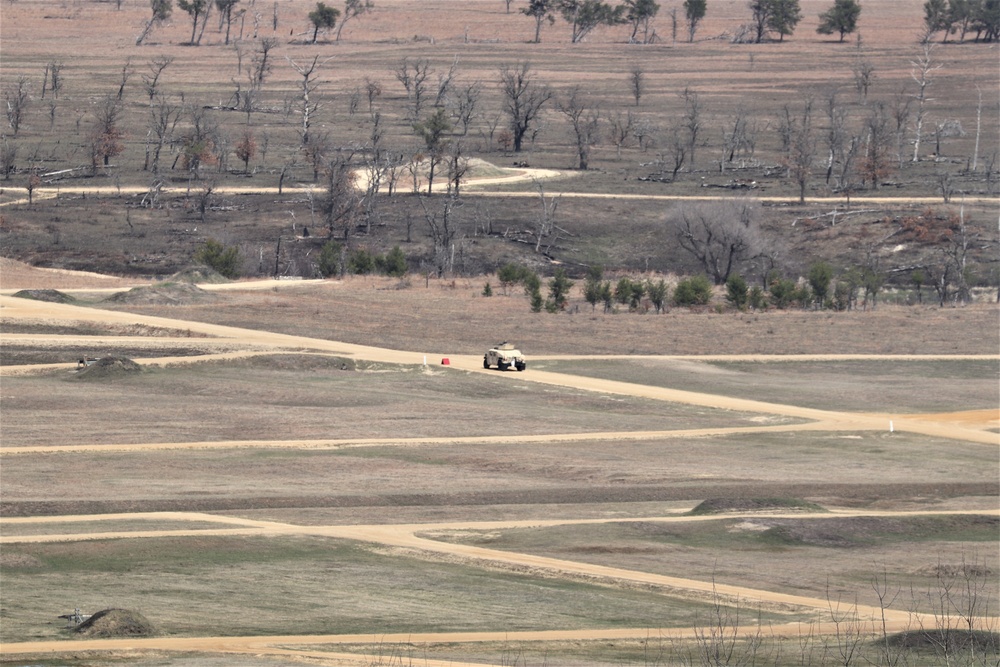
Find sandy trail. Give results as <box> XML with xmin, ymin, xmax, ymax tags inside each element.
<box><xmin>3</xmin><ymin>180</ymin><xmax>998</xmax><ymax>207</ymax></box>
<box><xmin>2</xmin><ymin>294</ymin><xmax>997</xmax><ymax>446</ymax></box>
<box><xmin>2</xmin><ymin>271</ymin><xmax>997</xmax><ymax>663</ymax></box>
<box><xmin>4</xmin><ymin>508</ymin><xmax>998</xmax><ymax>663</ymax></box>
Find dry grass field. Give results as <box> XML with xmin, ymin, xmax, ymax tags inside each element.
<box><xmin>1</xmin><ymin>0</ymin><xmax>998</xmax><ymax>278</ymax></box>
<box><xmin>1</xmin><ymin>0</ymin><xmax>999</xmax><ymax>665</ymax></box>
<box><xmin>1</xmin><ymin>265</ymin><xmax>998</xmax><ymax>665</ymax></box>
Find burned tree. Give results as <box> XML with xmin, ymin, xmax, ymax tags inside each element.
<box><xmin>498</xmin><ymin>62</ymin><xmax>551</xmax><ymax>153</ymax></box>
<box><xmin>668</xmin><ymin>198</ymin><xmax>766</xmax><ymax>284</ymax></box>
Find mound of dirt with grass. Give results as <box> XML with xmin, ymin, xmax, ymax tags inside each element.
<box><xmin>75</xmin><ymin>609</ymin><xmax>156</xmax><ymax>638</ymax></box>
<box><xmin>74</xmin><ymin>357</ymin><xmax>142</xmax><ymax>380</ymax></box>
<box><xmin>168</xmin><ymin>266</ymin><xmax>231</xmax><ymax>284</ymax></box>
<box><xmin>885</xmin><ymin>629</ymin><xmax>1000</xmax><ymax>655</ymax></box>
<box><xmin>104</xmin><ymin>282</ymin><xmax>212</xmax><ymax>305</ymax></box>
<box><xmin>10</xmin><ymin>289</ymin><xmax>76</xmax><ymax>304</ymax></box>
<box><xmin>689</xmin><ymin>497</ymin><xmax>825</xmax><ymax>515</ymax></box>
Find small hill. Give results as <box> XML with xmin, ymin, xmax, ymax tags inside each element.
<box><xmin>168</xmin><ymin>265</ymin><xmax>231</xmax><ymax>284</ymax></box>
<box><xmin>74</xmin><ymin>356</ymin><xmax>143</xmax><ymax>380</ymax></box>
<box><xmin>689</xmin><ymin>497</ymin><xmax>825</xmax><ymax>515</ymax></box>
<box><xmin>104</xmin><ymin>282</ymin><xmax>212</xmax><ymax>305</ymax></box>
<box><xmin>10</xmin><ymin>289</ymin><xmax>76</xmax><ymax>304</ymax></box>
<box><xmin>75</xmin><ymin>609</ymin><xmax>156</xmax><ymax>638</ymax></box>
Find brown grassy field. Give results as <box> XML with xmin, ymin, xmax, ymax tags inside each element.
<box><xmin>1</xmin><ymin>274</ymin><xmax>997</xmax><ymax>666</ymax></box>
<box><xmin>1</xmin><ymin>0</ymin><xmax>997</xmax><ymax>280</ymax></box>
<box><xmin>1</xmin><ymin>1</ymin><xmax>999</xmax><ymax>664</ymax></box>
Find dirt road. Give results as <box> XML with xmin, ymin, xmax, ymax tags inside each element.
<box><xmin>4</xmin><ymin>507</ymin><xmax>998</xmax><ymax>665</ymax></box>
<box><xmin>1</xmin><ymin>270</ymin><xmax>997</xmax><ymax>665</ymax></box>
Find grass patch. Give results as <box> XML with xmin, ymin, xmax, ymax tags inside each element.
<box><xmin>688</xmin><ymin>497</ymin><xmax>826</xmax><ymax>515</ymax></box>
<box><xmin>538</xmin><ymin>359</ymin><xmax>1000</xmax><ymax>413</ymax></box>
<box><xmin>1</xmin><ymin>535</ymin><xmax>732</xmax><ymax>643</ymax></box>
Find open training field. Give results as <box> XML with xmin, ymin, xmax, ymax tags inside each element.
<box><xmin>0</xmin><ymin>0</ymin><xmax>997</xmax><ymax>279</ymax></box>
<box><xmin>1</xmin><ymin>0</ymin><xmax>999</xmax><ymax>664</ymax></box>
<box><xmin>0</xmin><ymin>262</ymin><xmax>998</xmax><ymax>666</ymax></box>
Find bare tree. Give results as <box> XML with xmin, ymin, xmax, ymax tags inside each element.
<box><xmin>498</xmin><ymin>62</ymin><xmax>551</xmax><ymax>153</ymax></box>
<box><xmin>364</xmin><ymin>77</ymin><xmax>382</xmax><ymax>115</ymax></box>
<box><xmin>852</xmin><ymin>46</ymin><xmax>875</xmax><ymax>101</ymax></box>
<box><xmin>450</xmin><ymin>81</ymin><xmax>481</xmax><ymax>136</ymax></box>
<box><xmin>910</xmin><ymin>43</ymin><xmax>941</xmax><ymax>162</ymax></box>
<box><xmin>420</xmin><ymin>195</ymin><xmax>459</xmax><ymax>276</ymax></box>
<box><xmin>629</xmin><ymin>63</ymin><xmax>644</xmax><ymax>106</ymax></box>
<box><xmin>972</xmin><ymin>83</ymin><xmax>984</xmax><ymax>172</ymax></box>
<box><xmin>41</xmin><ymin>61</ymin><xmax>64</xmax><ymax>99</ymax></box>
<box><xmin>531</xmin><ymin>179</ymin><xmax>559</xmax><ymax>252</ymax></box>
<box><xmin>446</xmin><ymin>140</ymin><xmax>470</xmax><ymax>196</ymax></box>
<box><xmin>784</xmin><ymin>98</ymin><xmax>815</xmax><ymax>203</ymax></box>
<box><xmin>889</xmin><ymin>88</ymin><xmax>913</xmax><ymax>169</ymax></box>
<box><xmin>657</xmin><ymin>126</ymin><xmax>687</xmax><ymax>181</ymax></box>
<box><xmin>4</xmin><ymin>76</ymin><xmax>30</xmax><ymax>136</ymax></box>
<box><xmin>668</xmin><ymin>198</ymin><xmax>765</xmax><ymax>284</ymax></box>
<box><xmin>116</xmin><ymin>58</ymin><xmax>134</xmax><ymax>101</ymax></box>
<box><xmin>721</xmin><ymin>107</ymin><xmax>756</xmax><ymax>170</ymax></box>
<box><xmin>861</xmin><ymin>101</ymin><xmax>893</xmax><ymax>190</ymax></box>
<box><xmin>142</xmin><ymin>56</ymin><xmax>173</xmax><ymax>106</ymax></box>
<box><xmin>681</xmin><ymin>86</ymin><xmax>701</xmax><ymax>169</ymax></box>
<box><xmin>322</xmin><ymin>153</ymin><xmax>360</xmax><ymax>240</ymax></box>
<box><xmin>90</xmin><ymin>94</ymin><xmax>126</xmax><ymax>170</ymax></box>
<box><xmin>558</xmin><ymin>86</ymin><xmax>600</xmax><ymax>170</ymax></box>
<box><xmin>692</xmin><ymin>581</ymin><xmax>770</xmax><ymax>667</ymax></box>
<box><xmin>288</xmin><ymin>55</ymin><xmax>329</xmax><ymax>146</ymax></box>
<box><xmin>251</xmin><ymin>38</ymin><xmax>277</xmax><ymax>89</ymax></box>
<box><xmin>434</xmin><ymin>56</ymin><xmax>459</xmax><ymax>108</ymax></box>
<box><xmin>144</xmin><ymin>94</ymin><xmax>180</xmax><ymax>173</ymax></box>
<box><xmin>1</xmin><ymin>136</ymin><xmax>17</xmax><ymax>180</ymax></box>
<box><xmin>608</xmin><ymin>109</ymin><xmax>633</xmax><ymax>160</ymax></box>
<box><xmin>393</xmin><ymin>57</ymin><xmax>432</xmax><ymax>120</ymax></box>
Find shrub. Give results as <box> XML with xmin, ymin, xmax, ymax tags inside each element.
<box><xmin>193</xmin><ymin>239</ymin><xmax>240</xmax><ymax>279</ymax></box>
<box><xmin>482</xmin><ymin>282</ymin><xmax>493</xmax><ymax>297</ymax></box>
<box><xmin>769</xmin><ymin>277</ymin><xmax>799</xmax><ymax>309</ymax></box>
<box><xmin>547</xmin><ymin>267</ymin><xmax>574</xmax><ymax>311</ymax></box>
<box><xmin>673</xmin><ymin>275</ymin><xmax>713</xmax><ymax>306</ymax></box>
<box><xmin>808</xmin><ymin>261</ymin><xmax>834</xmax><ymax>308</ymax></box>
<box><xmin>725</xmin><ymin>274</ymin><xmax>749</xmax><ymax>310</ymax></box>
<box><xmin>646</xmin><ymin>278</ymin><xmax>668</xmax><ymax>313</ymax></box>
<box><xmin>378</xmin><ymin>245</ymin><xmax>408</xmax><ymax>278</ymax></box>
<box><xmin>347</xmin><ymin>248</ymin><xmax>376</xmax><ymax>274</ymax></box>
<box><xmin>317</xmin><ymin>240</ymin><xmax>342</xmax><ymax>278</ymax></box>
<box><xmin>497</xmin><ymin>262</ymin><xmax>522</xmax><ymax>295</ymax></box>
<box><xmin>583</xmin><ymin>265</ymin><xmax>603</xmax><ymax>311</ymax></box>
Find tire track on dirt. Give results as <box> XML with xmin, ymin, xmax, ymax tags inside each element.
<box><xmin>3</xmin><ymin>294</ymin><xmax>997</xmax><ymax>445</ymax></box>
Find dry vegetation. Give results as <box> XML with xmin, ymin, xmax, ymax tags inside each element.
<box><xmin>0</xmin><ymin>0</ymin><xmax>997</xmax><ymax>285</ymax></box>
<box><xmin>1</xmin><ymin>1</ymin><xmax>999</xmax><ymax>665</ymax></box>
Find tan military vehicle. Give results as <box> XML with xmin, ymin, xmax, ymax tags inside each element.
<box><xmin>483</xmin><ymin>342</ymin><xmax>526</xmax><ymax>371</ymax></box>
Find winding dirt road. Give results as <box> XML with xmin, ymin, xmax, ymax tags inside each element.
<box><xmin>1</xmin><ymin>268</ymin><xmax>997</xmax><ymax>665</ymax></box>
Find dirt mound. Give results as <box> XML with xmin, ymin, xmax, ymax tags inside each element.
<box><xmin>74</xmin><ymin>356</ymin><xmax>143</xmax><ymax>380</ymax></box>
<box><xmin>10</xmin><ymin>289</ymin><xmax>76</xmax><ymax>303</ymax></box>
<box><xmin>104</xmin><ymin>282</ymin><xmax>212</xmax><ymax>305</ymax></box>
<box><xmin>169</xmin><ymin>266</ymin><xmax>231</xmax><ymax>284</ymax></box>
<box><xmin>75</xmin><ymin>609</ymin><xmax>156</xmax><ymax>638</ymax></box>
<box><xmin>884</xmin><ymin>629</ymin><xmax>1000</xmax><ymax>655</ymax></box>
<box><xmin>689</xmin><ymin>497</ymin><xmax>825</xmax><ymax>515</ymax></box>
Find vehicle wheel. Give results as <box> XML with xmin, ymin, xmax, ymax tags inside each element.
<box><xmin>516</xmin><ymin>362</ymin><xmax>526</xmax><ymax>371</ymax></box>
<box><xmin>497</xmin><ymin>361</ymin><xmax>508</xmax><ymax>371</ymax></box>
<box><xmin>483</xmin><ymin>357</ymin><xmax>490</xmax><ymax>369</ymax></box>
